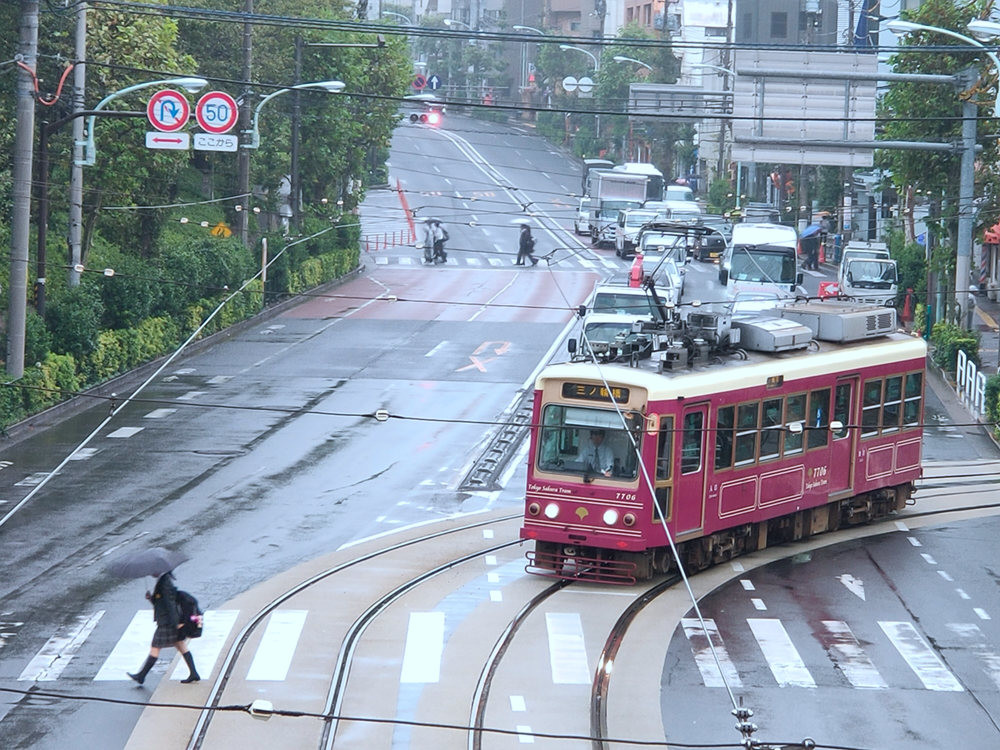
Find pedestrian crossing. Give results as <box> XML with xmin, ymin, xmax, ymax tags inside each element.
<box><xmin>371</xmin><ymin>254</ymin><xmax>627</xmax><ymax>271</ymax></box>
<box><xmin>7</xmin><ymin>607</ymin><xmax>995</xmax><ymax>692</ymax></box>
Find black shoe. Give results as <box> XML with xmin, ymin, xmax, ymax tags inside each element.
<box><xmin>181</xmin><ymin>674</ymin><xmax>201</xmax><ymax>683</ymax></box>
<box><xmin>128</xmin><ymin>672</ymin><xmax>145</xmax><ymax>685</ymax></box>
<box><xmin>531</xmin><ymin>258</ymin><xmax>539</xmax><ymax>266</ymax></box>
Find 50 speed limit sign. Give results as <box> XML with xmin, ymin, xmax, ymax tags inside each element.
<box><xmin>195</xmin><ymin>91</ymin><xmax>239</xmax><ymax>135</ymax></box>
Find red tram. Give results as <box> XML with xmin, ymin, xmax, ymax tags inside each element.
<box><xmin>520</xmin><ymin>301</ymin><xmax>925</xmax><ymax>583</ymax></box>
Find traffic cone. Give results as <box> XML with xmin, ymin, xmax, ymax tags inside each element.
<box><xmin>818</xmin><ymin>241</ymin><xmax>826</xmax><ymax>265</ymax></box>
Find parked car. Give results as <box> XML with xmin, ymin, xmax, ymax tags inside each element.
<box><xmin>574</xmin><ymin>197</ymin><xmax>593</xmax><ymax>235</ymax></box>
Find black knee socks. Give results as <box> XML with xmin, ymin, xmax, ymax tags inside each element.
<box><xmin>128</xmin><ymin>655</ymin><xmax>157</xmax><ymax>685</ymax></box>
<box><xmin>180</xmin><ymin>651</ymin><xmax>200</xmax><ymax>683</ymax></box>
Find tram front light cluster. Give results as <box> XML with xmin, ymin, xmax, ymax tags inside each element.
<box><xmin>527</xmin><ymin>502</ymin><xmax>541</xmax><ymax>516</ymax></box>
<box><xmin>602</xmin><ymin>509</ymin><xmax>619</xmax><ymax>526</ymax></box>
<box><xmin>623</xmin><ymin>512</ymin><xmax>636</xmax><ymax>527</ymax></box>
<box><xmin>544</xmin><ymin>502</ymin><xmax>560</xmax><ymax>519</ymax></box>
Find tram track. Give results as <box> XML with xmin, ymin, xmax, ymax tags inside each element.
<box><xmin>186</xmin><ymin>512</ymin><xmax>522</xmax><ymax>750</ymax></box>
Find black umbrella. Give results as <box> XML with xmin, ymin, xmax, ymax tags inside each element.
<box><xmin>106</xmin><ymin>547</ymin><xmax>189</xmax><ymax>579</ymax></box>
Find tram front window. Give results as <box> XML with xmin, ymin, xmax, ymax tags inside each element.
<box><xmin>537</xmin><ymin>404</ymin><xmax>641</xmax><ymax>480</ymax></box>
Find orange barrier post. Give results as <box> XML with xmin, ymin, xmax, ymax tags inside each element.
<box><xmin>901</xmin><ymin>288</ymin><xmax>913</xmax><ymax>322</ymax></box>
<box><xmin>629</xmin><ymin>253</ymin><xmax>644</xmax><ymax>288</ymax></box>
<box><xmin>818</xmin><ymin>241</ymin><xmax>826</xmax><ymax>265</ymax></box>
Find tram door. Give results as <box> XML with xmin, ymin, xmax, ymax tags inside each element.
<box><xmin>674</xmin><ymin>404</ymin><xmax>709</xmax><ymax>535</ymax></box>
<box><xmin>829</xmin><ymin>378</ymin><xmax>857</xmax><ymax>494</ymax></box>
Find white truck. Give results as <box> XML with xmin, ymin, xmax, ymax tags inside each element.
<box><xmin>587</xmin><ymin>170</ymin><xmax>646</xmax><ymax>245</ymax></box>
<box><xmin>836</xmin><ymin>243</ymin><xmax>898</xmax><ymax>306</ymax></box>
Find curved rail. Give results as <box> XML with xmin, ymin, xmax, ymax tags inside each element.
<box><xmin>186</xmin><ymin>512</ymin><xmax>521</xmax><ymax>749</ymax></box>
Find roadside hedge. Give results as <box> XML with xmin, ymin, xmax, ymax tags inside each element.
<box><xmin>929</xmin><ymin>321</ymin><xmax>979</xmax><ymax>372</ymax></box>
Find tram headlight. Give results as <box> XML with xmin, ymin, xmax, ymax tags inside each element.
<box><xmin>527</xmin><ymin>502</ymin><xmax>541</xmax><ymax>516</ymax></box>
<box><xmin>623</xmin><ymin>513</ymin><xmax>636</xmax><ymax>527</ymax></box>
<box><xmin>544</xmin><ymin>502</ymin><xmax>560</xmax><ymax>519</ymax></box>
<box><xmin>603</xmin><ymin>509</ymin><xmax>619</xmax><ymax>526</ymax></box>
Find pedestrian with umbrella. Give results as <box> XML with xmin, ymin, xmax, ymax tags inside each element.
<box><xmin>107</xmin><ymin>547</ymin><xmax>201</xmax><ymax>685</ymax></box>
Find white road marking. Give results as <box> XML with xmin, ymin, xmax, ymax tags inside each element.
<box><xmin>838</xmin><ymin>574</ymin><xmax>866</xmax><ymax>600</ymax></box>
<box><xmin>425</xmin><ymin>341</ymin><xmax>447</xmax><ymax>357</ymax></box>
<box><xmin>510</xmin><ymin>695</ymin><xmax>526</xmax><ymax>711</ymax></box>
<box><xmin>731</xmin><ymin>561</ymin><xmax>745</xmax><ymax>572</ymax></box>
<box><xmin>490</xmin><ymin>590</ymin><xmax>503</xmax><ymax>602</ymax></box>
<box><xmin>682</xmin><ymin>618</ymin><xmax>742</xmax><ymax>688</ymax></box>
<box><xmin>483</xmin><ymin>529</ymin><xmax>494</xmax><ymax>539</ymax></box>
<box><xmin>821</xmin><ymin>620</ymin><xmax>887</xmax><ymax>689</ymax></box>
<box><xmin>545</xmin><ymin>613</ymin><xmax>590</xmax><ymax>684</ymax></box>
<box><xmin>895</xmin><ymin>521</ymin><xmax>910</xmax><ymax>532</ymax></box>
<box><xmin>487</xmin><ymin>573</ymin><xmax>500</xmax><ymax>584</ymax></box>
<box><xmin>94</xmin><ymin>610</ymin><xmax>155</xmax><ymax>680</ymax></box>
<box><xmin>920</xmin><ymin>553</ymin><xmax>937</xmax><ymax>565</ymax></box>
<box><xmin>375</xmin><ymin>256</ymin><xmax>389</xmax><ymax>265</ymax></box>
<box><xmin>906</xmin><ymin>535</ymin><xmax>921</xmax><ymax>545</ymax></box>
<box><xmin>975</xmin><ymin>608</ymin><xmax>991</xmax><ymax>620</ymax></box>
<box><xmin>206</xmin><ymin>375</ymin><xmax>232</xmax><ymax>385</ymax></box>
<box><xmin>751</xmin><ymin>598</ymin><xmax>767</xmax><ymax>610</ymax></box>
<box><xmin>15</xmin><ymin>472</ymin><xmax>49</xmax><ymax>487</ymax></box>
<box><xmin>174</xmin><ymin>368</ymin><xmax>195</xmax><ymax>375</ymax></box>
<box><xmin>246</xmin><ymin>610</ymin><xmax>307</xmax><ymax>681</ymax></box>
<box><xmin>516</xmin><ymin>725</ymin><xmax>535</xmax><ymax>743</ymax></box>
<box><xmin>107</xmin><ymin>427</ymin><xmax>143</xmax><ymax>439</ymax></box>
<box><xmin>948</xmin><ymin>623</ymin><xmax>1000</xmax><ymax>690</ymax></box>
<box><xmin>748</xmin><ymin>618</ymin><xmax>816</xmax><ymax>688</ymax></box>
<box><xmin>485</xmin><ymin>555</ymin><xmax>498</xmax><ymax>566</ymax></box>
<box><xmin>433</xmin><ymin>165</ymin><xmax>441</xmax><ymax>173</ymax></box>
<box><xmin>879</xmin><ymin>621</ymin><xmax>963</xmax><ymax>691</ymax></box>
<box><xmin>0</xmin><ymin>460</ymin><xmax>11</xmax><ymax>471</ymax></box>
<box><xmin>400</xmin><ymin>612</ymin><xmax>444</xmax><ymax>683</ymax></box>
<box><xmin>169</xmin><ymin>610</ymin><xmax>239</xmax><ymax>680</ymax></box>
<box><xmin>177</xmin><ymin>391</ymin><xmax>205</xmax><ymax>401</ymax></box>
<box><xmin>938</xmin><ymin>570</ymin><xmax>954</xmax><ymax>582</ymax></box>
<box><xmin>956</xmin><ymin>589</ymin><xmax>971</xmax><ymax>600</ymax></box>
<box><xmin>143</xmin><ymin>408</ymin><xmax>176</xmax><ymax>419</ymax></box>
<box><xmin>19</xmin><ymin>611</ymin><xmax>105</xmax><ymax>681</ymax></box>
<box><xmin>67</xmin><ymin>448</ymin><xmax>99</xmax><ymax>461</ymax></box>
<box><xmin>740</xmin><ymin>580</ymin><xmax>755</xmax><ymax>591</ymax></box>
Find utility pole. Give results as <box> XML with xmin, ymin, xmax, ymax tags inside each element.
<box><xmin>958</xmin><ymin>67</ymin><xmax>977</xmax><ymax>329</ymax></box>
<box><xmin>236</xmin><ymin>0</ymin><xmax>253</xmax><ymax>245</ymax></box>
<box><xmin>289</xmin><ymin>34</ymin><xmax>303</xmax><ymax>232</ymax></box>
<box><xmin>7</xmin><ymin>0</ymin><xmax>39</xmax><ymax>379</ymax></box>
<box><xmin>67</xmin><ymin>2</ymin><xmax>87</xmax><ymax>287</ymax></box>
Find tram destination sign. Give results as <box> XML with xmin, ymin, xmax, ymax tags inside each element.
<box><xmin>561</xmin><ymin>383</ymin><xmax>630</xmax><ymax>403</ymax></box>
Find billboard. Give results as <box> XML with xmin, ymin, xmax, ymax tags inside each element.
<box><xmin>731</xmin><ymin>49</ymin><xmax>878</xmax><ymax>167</ymax></box>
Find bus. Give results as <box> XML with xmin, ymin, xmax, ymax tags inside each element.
<box><xmin>719</xmin><ymin>223</ymin><xmax>801</xmax><ymax>313</ymax></box>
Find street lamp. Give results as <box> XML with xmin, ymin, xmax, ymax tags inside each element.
<box><xmin>690</xmin><ymin>62</ymin><xmax>736</xmax><ymax>77</ymax></box>
<box><xmin>887</xmin><ymin>18</ymin><xmax>1000</xmax><ymax>328</ymax></box>
<box><xmin>382</xmin><ymin>11</ymin><xmax>411</xmax><ymax>24</ymax></box>
<box><xmin>444</xmin><ymin>18</ymin><xmax>473</xmax><ymax>30</ymax></box>
<box><xmin>513</xmin><ymin>25</ymin><xmax>544</xmax><ymax>34</ymax></box>
<box><xmin>560</xmin><ymin>43</ymin><xmax>599</xmax><ymax>71</ymax></box>
<box><xmin>244</xmin><ymin>80</ymin><xmax>345</xmax><ymax>149</ymax></box>
<box><xmin>613</xmin><ymin>55</ymin><xmax>652</xmax><ymax>71</ymax></box>
<box><xmin>75</xmin><ymin>76</ymin><xmax>207</xmax><ymax>166</ymax></box>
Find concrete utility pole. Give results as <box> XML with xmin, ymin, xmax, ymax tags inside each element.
<box><xmin>236</xmin><ymin>0</ymin><xmax>253</xmax><ymax>245</ymax></box>
<box><xmin>7</xmin><ymin>0</ymin><xmax>39</xmax><ymax>379</ymax></box>
<box><xmin>958</xmin><ymin>68</ymin><xmax>977</xmax><ymax>329</ymax></box>
<box><xmin>67</xmin><ymin>2</ymin><xmax>87</xmax><ymax>287</ymax></box>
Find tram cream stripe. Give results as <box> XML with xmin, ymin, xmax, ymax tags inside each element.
<box><xmin>879</xmin><ymin>621</ymin><xmax>963</xmax><ymax>691</ymax></box>
<box><xmin>545</xmin><ymin>612</ymin><xmax>591</xmax><ymax>684</ymax></box>
<box><xmin>245</xmin><ymin>610</ymin><xmax>308</xmax><ymax>681</ymax></box>
<box><xmin>400</xmin><ymin>611</ymin><xmax>445</xmax><ymax>683</ymax></box>
<box><xmin>747</xmin><ymin>618</ymin><xmax>816</xmax><ymax>688</ymax></box>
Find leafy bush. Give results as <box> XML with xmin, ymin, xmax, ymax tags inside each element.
<box><xmin>930</xmin><ymin>321</ymin><xmax>980</xmax><ymax>371</ymax></box>
<box><xmin>24</xmin><ymin>308</ymin><xmax>52</xmax><ymax>366</ymax></box>
<box><xmin>985</xmin><ymin>373</ymin><xmax>1000</xmax><ymax>439</ymax></box>
<box><xmin>46</xmin><ymin>284</ymin><xmax>105</xmax><ymax>360</ymax></box>
<box><xmin>98</xmin><ymin>251</ymin><xmax>159</xmax><ymax>329</ymax></box>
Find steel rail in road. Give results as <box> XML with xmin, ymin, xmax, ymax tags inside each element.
<box><xmin>185</xmin><ymin>512</ymin><xmax>522</xmax><ymax>749</ymax></box>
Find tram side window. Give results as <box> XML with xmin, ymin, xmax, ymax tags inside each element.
<box><xmin>714</xmin><ymin>406</ymin><xmax>735</xmax><ymax>470</ymax></box>
<box><xmin>681</xmin><ymin>412</ymin><xmax>704</xmax><ymax>474</ymax></box>
<box><xmin>861</xmin><ymin>379</ymin><xmax>882</xmax><ymax>437</ymax></box>
<box><xmin>734</xmin><ymin>403</ymin><xmax>758</xmax><ymax>465</ymax></box>
<box><xmin>882</xmin><ymin>376</ymin><xmax>902</xmax><ymax>433</ymax></box>
<box><xmin>759</xmin><ymin>398</ymin><xmax>783</xmax><ymax>460</ymax></box>
<box><xmin>807</xmin><ymin>389</ymin><xmax>830</xmax><ymax>449</ymax></box>
<box><xmin>833</xmin><ymin>383</ymin><xmax>851</xmax><ymax>438</ymax></box>
<box><xmin>784</xmin><ymin>394</ymin><xmax>806</xmax><ymax>454</ymax></box>
<box><xmin>904</xmin><ymin>372</ymin><xmax>923</xmax><ymax>427</ymax></box>
<box><xmin>656</xmin><ymin>416</ymin><xmax>674</xmax><ymax>480</ymax></box>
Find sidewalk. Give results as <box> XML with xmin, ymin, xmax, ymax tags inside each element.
<box><xmin>974</xmin><ymin>294</ymin><xmax>1000</xmax><ymax>374</ymax></box>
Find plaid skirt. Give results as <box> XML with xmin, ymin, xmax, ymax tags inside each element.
<box><xmin>151</xmin><ymin>620</ymin><xmax>182</xmax><ymax>648</ymax></box>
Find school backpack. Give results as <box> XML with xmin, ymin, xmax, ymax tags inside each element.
<box><xmin>176</xmin><ymin>589</ymin><xmax>204</xmax><ymax>639</ymax></box>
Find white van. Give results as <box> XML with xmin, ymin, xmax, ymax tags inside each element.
<box><xmin>720</xmin><ymin>223</ymin><xmax>802</xmax><ymax>312</ymax></box>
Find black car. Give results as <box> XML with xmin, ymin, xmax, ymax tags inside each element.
<box><xmin>692</xmin><ymin>216</ymin><xmax>732</xmax><ymax>262</ymax></box>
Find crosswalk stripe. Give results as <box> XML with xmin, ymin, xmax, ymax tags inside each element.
<box><xmin>681</xmin><ymin>618</ymin><xmax>742</xmax><ymax>688</ymax></box>
<box><xmin>545</xmin><ymin>612</ymin><xmax>590</xmax><ymax>685</ymax></box>
<box><xmin>19</xmin><ymin>611</ymin><xmax>105</xmax><ymax>681</ymax></box>
<box><xmin>947</xmin><ymin>623</ymin><xmax>1000</xmax><ymax>690</ymax></box>
<box><xmin>821</xmin><ymin>620</ymin><xmax>887</xmax><ymax>689</ymax></box>
<box><xmin>879</xmin><ymin>621</ymin><xmax>963</xmax><ymax>691</ymax></box>
<box><xmin>246</xmin><ymin>610</ymin><xmax>308</xmax><ymax>681</ymax></box>
<box><xmin>94</xmin><ymin>610</ymin><xmax>156</xmax><ymax>681</ymax></box>
<box><xmin>748</xmin><ymin>618</ymin><xmax>816</xmax><ymax>688</ymax></box>
<box><xmin>400</xmin><ymin>612</ymin><xmax>444</xmax><ymax>684</ymax></box>
<box><xmin>170</xmin><ymin>610</ymin><xmax>239</xmax><ymax>680</ymax></box>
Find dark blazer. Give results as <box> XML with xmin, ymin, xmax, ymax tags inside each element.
<box><xmin>151</xmin><ymin>573</ymin><xmax>180</xmax><ymax>628</ymax></box>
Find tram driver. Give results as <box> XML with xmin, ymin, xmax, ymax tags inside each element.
<box><xmin>579</xmin><ymin>429</ymin><xmax>616</xmax><ymax>478</ymax></box>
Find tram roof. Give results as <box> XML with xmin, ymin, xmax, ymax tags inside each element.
<box><xmin>538</xmin><ymin>332</ymin><xmax>926</xmax><ymax>402</ymax></box>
